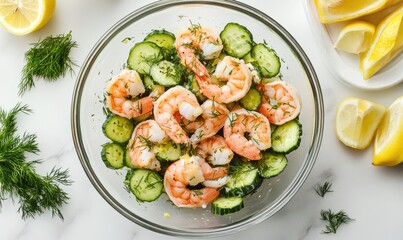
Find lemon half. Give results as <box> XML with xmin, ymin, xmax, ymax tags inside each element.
<box><xmin>373</xmin><ymin>96</ymin><xmax>403</xmax><ymax>166</ymax></box>
<box><xmin>360</xmin><ymin>5</ymin><xmax>403</xmax><ymax>79</ymax></box>
<box><xmin>314</xmin><ymin>0</ymin><xmax>402</xmax><ymax>24</ymax></box>
<box><xmin>335</xmin><ymin>97</ymin><xmax>387</xmax><ymax>149</ymax></box>
<box><xmin>0</xmin><ymin>0</ymin><xmax>56</xmax><ymax>35</ymax></box>
<box><xmin>334</xmin><ymin>20</ymin><xmax>376</xmax><ymax>54</ymax></box>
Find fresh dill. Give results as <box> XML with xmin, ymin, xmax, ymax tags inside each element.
<box><xmin>0</xmin><ymin>103</ymin><xmax>71</xmax><ymax>219</ymax></box>
<box><xmin>188</xmin><ymin>21</ymin><xmax>202</xmax><ymax>35</ymax></box>
<box><xmin>314</xmin><ymin>181</ymin><xmax>333</xmax><ymax>197</ymax></box>
<box><xmin>228</xmin><ymin>112</ymin><xmax>239</xmax><ymax>128</ymax></box>
<box><xmin>19</xmin><ymin>31</ymin><xmax>78</xmax><ymax>95</ymax></box>
<box><xmin>320</xmin><ymin>209</ymin><xmax>354</xmax><ymax>234</ymax></box>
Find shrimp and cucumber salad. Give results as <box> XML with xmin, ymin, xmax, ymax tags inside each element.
<box><xmin>101</xmin><ymin>22</ymin><xmax>302</xmax><ymax>215</ymax></box>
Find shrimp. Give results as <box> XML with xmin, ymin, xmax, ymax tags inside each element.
<box><xmin>196</xmin><ymin>135</ymin><xmax>234</xmax><ymax>166</ymax></box>
<box><xmin>196</xmin><ymin>56</ymin><xmax>253</xmax><ymax>103</ymax></box>
<box><xmin>223</xmin><ymin>109</ymin><xmax>271</xmax><ymax>160</ymax></box>
<box><xmin>188</xmin><ymin>100</ymin><xmax>229</xmax><ymax>144</ymax></box>
<box><xmin>257</xmin><ymin>80</ymin><xmax>301</xmax><ymax>125</ymax></box>
<box><xmin>175</xmin><ymin>25</ymin><xmax>223</xmax><ymax>77</ymax></box>
<box><xmin>106</xmin><ymin>69</ymin><xmax>154</xmax><ymax>119</ymax></box>
<box><xmin>164</xmin><ymin>155</ymin><xmax>222</xmax><ymax>208</ymax></box>
<box><xmin>153</xmin><ymin>86</ymin><xmax>203</xmax><ymax>144</ymax></box>
<box><xmin>128</xmin><ymin>120</ymin><xmax>168</xmax><ymax>171</ymax></box>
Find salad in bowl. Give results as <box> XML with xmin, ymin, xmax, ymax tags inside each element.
<box><xmin>71</xmin><ymin>0</ymin><xmax>323</xmax><ymax>237</ymax></box>
<box><xmin>101</xmin><ymin>21</ymin><xmax>302</xmax><ymax>215</ymax></box>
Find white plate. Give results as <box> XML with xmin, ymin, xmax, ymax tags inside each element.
<box><xmin>304</xmin><ymin>0</ymin><xmax>403</xmax><ymax>90</ymax></box>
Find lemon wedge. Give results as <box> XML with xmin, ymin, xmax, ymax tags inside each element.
<box><xmin>314</xmin><ymin>0</ymin><xmax>402</xmax><ymax>24</ymax></box>
<box><xmin>360</xmin><ymin>5</ymin><xmax>403</xmax><ymax>79</ymax></box>
<box><xmin>373</xmin><ymin>96</ymin><xmax>403</xmax><ymax>166</ymax></box>
<box><xmin>334</xmin><ymin>21</ymin><xmax>376</xmax><ymax>54</ymax></box>
<box><xmin>0</xmin><ymin>0</ymin><xmax>56</xmax><ymax>35</ymax></box>
<box><xmin>335</xmin><ymin>97</ymin><xmax>387</xmax><ymax>149</ymax></box>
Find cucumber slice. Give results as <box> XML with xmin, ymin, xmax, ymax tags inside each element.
<box><xmin>224</xmin><ymin>160</ymin><xmax>263</xmax><ymax>197</ymax></box>
<box><xmin>132</xmin><ymin>112</ymin><xmax>152</xmax><ymax>123</ymax></box>
<box><xmin>211</xmin><ymin>196</ymin><xmax>244</xmax><ymax>215</ymax></box>
<box><xmin>101</xmin><ymin>142</ymin><xmax>125</xmax><ymax>169</ymax></box>
<box><xmin>143</xmin><ymin>75</ymin><xmax>156</xmax><ymax>91</ymax></box>
<box><xmin>154</xmin><ymin>141</ymin><xmax>181</xmax><ymax>161</ymax></box>
<box><xmin>124</xmin><ymin>147</ymin><xmax>136</xmax><ymax>169</ymax></box>
<box><xmin>150</xmin><ymin>60</ymin><xmax>182</xmax><ymax>86</ymax></box>
<box><xmin>239</xmin><ymin>88</ymin><xmax>262</xmax><ymax>111</ymax></box>
<box><xmin>127</xmin><ymin>42</ymin><xmax>163</xmax><ymax>75</ymax></box>
<box><xmin>271</xmin><ymin>119</ymin><xmax>302</xmax><ymax>153</ymax></box>
<box><xmin>220</xmin><ymin>22</ymin><xmax>253</xmax><ymax>58</ymax></box>
<box><xmin>144</xmin><ymin>29</ymin><xmax>175</xmax><ymax>49</ymax></box>
<box><xmin>127</xmin><ymin>169</ymin><xmax>163</xmax><ymax>202</ymax></box>
<box><xmin>102</xmin><ymin>115</ymin><xmax>134</xmax><ymax>143</ymax></box>
<box><xmin>242</xmin><ymin>52</ymin><xmax>255</xmax><ymax>63</ymax></box>
<box><xmin>251</xmin><ymin>43</ymin><xmax>281</xmax><ymax>78</ymax></box>
<box><xmin>186</xmin><ymin>74</ymin><xmax>207</xmax><ymax>102</ymax></box>
<box><xmin>257</xmin><ymin>151</ymin><xmax>288</xmax><ymax>178</ymax></box>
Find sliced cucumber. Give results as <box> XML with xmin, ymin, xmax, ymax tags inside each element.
<box><xmin>242</xmin><ymin>52</ymin><xmax>255</xmax><ymax>63</ymax></box>
<box><xmin>124</xmin><ymin>147</ymin><xmax>136</xmax><ymax>169</ymax></box>
<box><xmin>239</xmin><ymin>88</ymin><xmax>262</xmax><ymax>111</ymax></box>
<box><xmin>143</xmin><ymin>75</ymin><xmax>156</xmax><ymax>91</ymax></box>
<box><xmin>144</xmin><ymin>29</ymin><xmax>175</xmax><ymax>49</ymax></box>
<box><xmin>150</xmin><ymin>60</ymin><xmax>182</xmax><ymax>86</ymax></box>
<box><xmin>102</xmin><ymin>115</ymin><xmax>134</xmax><ymax>143</ymax></box>
<box><xmin>220</xmin><ymin>22</ymin><xmax>253</xmax><ymax>58</ymax></box>
<box><xmin>101</xmin><ymin>142</ymin><xmax>125</xmax><ymax>169</ymax></box>
<box><xmin>127</xmin><ymin>41</ymin><xmax>163</xmax><ymax>75</ymax></box>
<box><xmin>251</xmin><ymin>43</ymin><xmax>281</xmax><ymax>78</ymax></box>
<box><xmin>187</xmin><ymin>74</ymin><xmax>207</xmax><ymax>102</ymax></box>
<box><xmin>144</xmin><ymin>30</ymin><xmax>177</xmax><ymax>60</ymax></box>
<box><xmin>154</xmin><ymin>140</ymin><xmax>182</xmax><ymax>161</ymax></box>
<box><xmin>211</xmin><ymin>196</ymin><xmax>244</xmax><ymax>215</ymax></box>
<box><xmin>127</xmin><ymin>169</ymin><xmax>163</xmax><ymax>202</ymax></box>
<box><xmin>132</xmin><ymin>112</ymin><xmax>152</xmax><ymax>123</ymax></box>
<box><xmin>224</xmin><ymin>159</ymin><xmax>263</xmax><ymax>197</ymax></box>
<box><xmin>271</xmin><ymin>119</ymin><xmax>302</xmax><ymax>153</ymax></box>
<box><xmin>257</xmin><ymin>151</ymin><xmax>288</xmax><ymax>178</ymax></box>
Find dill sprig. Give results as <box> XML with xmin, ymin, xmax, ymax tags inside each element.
<box><xmin>314</xmin><ymin>181</ymin><xmax>333</xmax><ymax>197</ymax></box>
<box><xmin>19</xmin><ymin>31</ymin><xmax>78</xmax><ymax>95</ymax></box>
<box><xmin>0</xmin><ymin>103</ymin><xmax>72</xmax><ymax>219</ymax></box>
<box><xmin>320</xmin><ymin>209</ymin><xmax>354</xmax><ymax>234</ymax></box>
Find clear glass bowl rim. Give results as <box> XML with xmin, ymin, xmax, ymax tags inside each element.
<box><xmin>71</xmin><ymin>0</ymin><xmax>324</xmax><ymax>237</ymax></box>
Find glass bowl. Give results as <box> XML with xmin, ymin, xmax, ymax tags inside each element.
<box><xmin>71</xmin><ymin>0</ymin><xmax>324</xmax><ymax>237</ymax></box>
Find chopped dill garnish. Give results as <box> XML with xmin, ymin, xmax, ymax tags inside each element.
<box><xmin>19</xmin><ymin>31</ymin><xmax>78</xmax><ymax>95</ymax></box>
<box><xmin>320</xmin><ymin>209</ymin><xmax>354</xmax><ymax>234</ymax></box>
<box><xmin>314</xmin><ymin>181</ymin><xmax>333</xmax><ymax>197</ymax></box>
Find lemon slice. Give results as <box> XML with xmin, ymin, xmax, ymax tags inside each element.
<box><xmin>373</xmin><ymin>96</ymin><xmax>403</xmax><ymax>166</ymax></box>
<box><xmin>0</xmin><ymin>0</ymin><xmax>56</xmax><ymax>35</ymax></box>
<box><xmin>335</xmin><ymin>97</ymin><xmax>387</xmax><ymax>149</ymax></box>
<box><xmin>334</xmin><ymin>21</ymin><xmax>376</xmax><ymax>54</ymax></box>
<box><xmin>360</xmin><ymin>5</ymin><xmax>403</xmax><ymax>79</ymax></box>
<box><xmin>314</xmin><ymin>0</ymin><xmax>402</xmax><ymax>24</ymax></box>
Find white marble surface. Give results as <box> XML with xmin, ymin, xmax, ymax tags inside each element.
<box><xmin>1</xmin><ymin>0</ymin><xmax>403</xmax><ymax>239</ymax></box>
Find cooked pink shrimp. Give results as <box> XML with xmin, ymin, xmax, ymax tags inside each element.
<box><xmin>223</xmin><ymin>109</ymin><xmax>271</xmax><ymax>160</ymax></box>
<box><xmin>189</xmin><ymin>100</ymin><xmax>229</xmax><ymax>143</ymax></box>
<box><xmin>164</xmin><ymin>155</ymin><xmax>221</xmax><ymax>208</ymax></box>
<box><xmin>196</xmin><ymin>56</ymin><xmax>252</xmax><ymax>103</ymax></box>
<box><xmin>174</xmin><ymin>100</ymin><xmax>228</xmax><ymax>141</ymax></box>
<box><xmin>196</xmin><ymin>135</ymin><xmax>234</xmax><ymax>166</ymax></box>
<box><xmin>106</xmin><ymin>69</ymin><xmax>154</xmax><ymax>119</ymax></box>
<box><xmin>175</xmin><ymin>25</ymin><xmax>223</xmax><ymax>77</ymax></box>
<box><xmin>128</xmin><ymin>120</ymin><xmax>168</xmax><ymax>171</ymax></box>
<box><xmin>153</xmin><ymin>86</ymin><xmax>203</xmax><ymax>144</ymax></box>
<box><xmin>257</xmin><ymin>80</ymin><xmax>301</xmax><ymax>125</ymax></box>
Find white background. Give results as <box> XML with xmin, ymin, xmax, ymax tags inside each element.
<box><xmin>1</xmin><ymin>0</ymin><xmax>403</xmax><ymax>239</ymax></box>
